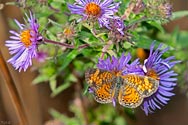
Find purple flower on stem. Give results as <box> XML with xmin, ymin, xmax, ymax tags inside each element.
<box><xmin>141</xmin><ymin>43</ymin><xmax>181</xmax><ymax>115</ymax></box>
<box><xmin>97</xmin><ymin>53</ymin><xmax>142</xmax><ymax>76</ymax></box>
<box><xmin>68</xmin><ymin>0</ymin><xmax>120</xmax><ymax>26</ymax></box>
<box><xmin>5</xmin><ymin>12</ymin><xmax>42</xmax><ymax>72</ymax></box>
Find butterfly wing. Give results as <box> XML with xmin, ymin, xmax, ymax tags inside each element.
<box><xmin>118</xmin><ymin>83</ymin><xmax>143</xmax><ymax>108</ymax></box>
<box><xmin>85</xmin><ymin>68</ymin><xmax>116</xmax><ymax>104</ymax></box>
<box><xmin>122</xmin><ymin>74</ymin><xmax>159</xmax><ymax>97</ymax></box>
<box><xmin>118</xmin><ymin>74</ymin><xmax>159</xmax><ymax>108</ymax></box>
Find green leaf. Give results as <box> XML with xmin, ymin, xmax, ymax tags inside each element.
<box><xmin>114</xmin><ymin>117</ymin><xmax>127</xmax><ymax>125</ymax></box>
<box><xmin>58</xmin><ymin>49</ymin><xmax>79</xmax><ymax>72</ymax></box>
<box><xmin>135</xmin><ymin>36</ymin><xmax>154</xmax><ymax>49</ymax></box>
<box><xmin>48</xmin><ymin>19</ymin><xmax>62</xmax><ymax>27</ymax></box>
<box><xmin>147</xmin><ymin>21</ymin><xmax>165</xmax><ymax>33</ymax></box>
<box><xmin>83</xmin><ymin>84</ymin><xmax>89</xmax><ymax>95</ymax></box>
<box><xmin>49</xmin><ymin>75</ymin><xmax>57</xmax><ymax>91</ymax></box>
<box><xmin>51</xmin><ymin>82</ymin><xmax>73</xmax><ymax>97</ymax></box>
<box><xmin>172</xmin><ymin>11</ymin><xmax>188</xmax><ymax>20</ymax></box>
<box><xmin>177</xmin><ymin>31</ymin><xmax>188</xmax><ymax>47</ymax></box>
<box><xmin>68</xmin><ymin>74</ymin><xmax>78</xmax><ymax>83</ymax></box>
<box><xmin>49</xmin><ymin>109</ymin><xmax>79</xmax><ymax>125</ymax></box>
<box><xmin>32</xmin><ymin>75</ymin><xmax>49</xmax><ymax>84</ymax></box>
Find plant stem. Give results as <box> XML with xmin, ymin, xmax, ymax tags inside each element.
<box><xmin>127</xmin><ymin>17</ymin><xmax>158</xmax><ymax>29</ymax></box>
<box><xmin>101</xmin><ymin>40</ymin><xmax>113</xmax><ymax>59</ymax></box>
<box><xmin>43</xmin><ymin>38</ymin><xmax>89</xmax><ymax>49</ymax></box>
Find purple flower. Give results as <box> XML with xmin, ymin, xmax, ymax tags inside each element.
<box><xmin>105</xmin><ymin>17</ymin><xmax>126</xmax><ymax>35</ymax></box>
<box><xmin>68</xmin><ymin>0</ymin><xmax>120</xmax><ymax>26</ymax></box>
<box><xmin>159</xmin><ymin>2</ymin><xmax>172</xmax><ymax>19</ymax></box>
<box><xmin>141</xmin><ymin>43</ymin><xmax>180</xmax><ymax>115</ymax></box>
<box><xmin>97</xmin><ymin>53</ymin><xmax>142</xmax><ymax>75</ymax></box>
<box><xmin>5</xmin><ymin>11</ymin><xmax>42</xmax><ymax>72</ymax></box>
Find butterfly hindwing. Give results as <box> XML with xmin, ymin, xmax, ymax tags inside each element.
<box><xmin>118</xmin><ymin>83</ymin><xmax>143</xmax><ymax>108</ymax></box>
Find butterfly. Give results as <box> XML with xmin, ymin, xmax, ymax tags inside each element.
<box><xmin>85</xmin><ymin>68</ymin><xmax>159</xmax><ymax>108</ymax></box>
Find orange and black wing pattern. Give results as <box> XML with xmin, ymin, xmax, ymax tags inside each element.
<box><xmin>118</xmin><ymin>74</ymin><xmax>159</xmax><ymax>108</ymax></box>
<box><xmin>85</xmin><ymin>69</ymin><xmax>116</xmax><ymax>104</ymax></box>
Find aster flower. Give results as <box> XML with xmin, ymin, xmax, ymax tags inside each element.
<box><xmin>97</xmin><ymin>53</ymin><xmax>142</xmax><ymax>76</ymax></box>
<box><xmin>68</xmin><ymin>0</ymin><xmax>120</xmax><ymax>26</ymax></box>
<box><xmin>5</xmin><ymin>11</ymin><xmax>42</xmax><ymax>72</ymax></box>
<box><xmin>141</xmin><ymin>43</ymin><xmax>180</xmax><ymax>115</ymax></box>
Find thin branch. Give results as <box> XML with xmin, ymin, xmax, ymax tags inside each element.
<box><xmin>43</xmin><ymin>38</ymin><xmax>89</xmax><ymax>49</ymax></box>
<box><xmin>91</xmin><ymin>28</ymin><xmax>105</xmax><ymax>43</ymax></box>
<box><xmin>78</xmin><ymin>44</ymin><xmax>90</xmax><ymax>50</ymax></box>
<box><xmin>126</xmin><ymin>16</ymin><xmax>158</xmax><ymax>30</ymax></box>
<box><xmin>101</xmin><ymin>40</ymin><xmax>113</xmax><ymax>59</ymax></box>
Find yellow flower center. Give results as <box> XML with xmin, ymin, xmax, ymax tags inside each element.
<box><xmin>20</xmin><ymin>30</ymin><xmax>32</xmax><ymax>47</ymax></box>
<box><xmin>63</xmin><ymin>27</ymin><xmax>74</xmax><ymax>36</ymax></box>
<box><xmin>146</xmin><ymin>69</ymin><xmax>159</xmax><ymax>80</ymax></box>
<box><xmin>85</xmin><ymin>2</ymin><xmax>101</xmax><ymax>17</ymax></box>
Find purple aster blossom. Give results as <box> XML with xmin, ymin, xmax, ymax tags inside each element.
<box><xmin>105</xmin><ymin>17</ymin><xmax>126</xmax><ymax>35</ymax></box>
<box><xmin>97</xmin><ymin>53</ymin><xmax>142</xmax><ymax>75</ymax></box>
<box><xmin>5</xmin><ymin>11</ymin><xmax>42</xmax><ymax>72</ymax></box>
<box><xmin>68</xmin><ymin>0</ymin><xmax>120</xmax><ymax>26</ymax></box>
<box><xmin>141</xmin><ymin>42</ymin><xmax>181</xmax><ymax>115</ymax></box>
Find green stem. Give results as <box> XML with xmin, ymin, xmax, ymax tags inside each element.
<box><xmin>127</xmin><ymin>17</ymin><xmax>158</xmax><ymax>29</ymax></box>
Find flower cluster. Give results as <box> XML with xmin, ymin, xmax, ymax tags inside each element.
<box><xmin>146</xmin><ymin>0</ymin><xmax>172</xmax><ymax>20</ymax></box>
<box><xmin>97</xmin><ymin>43</ymin><xmax>180</xmax><ymax>115</ymax></box>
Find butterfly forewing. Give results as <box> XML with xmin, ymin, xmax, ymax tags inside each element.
<box><xmin>121</xmin><ymin>74</ymin><xmax>159</xmax><ymax>97</ymax></box>
<box><xmin>85</xmin><ymin>69</ymin><xmax>116</xmax><ymax>103</ymax></box>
